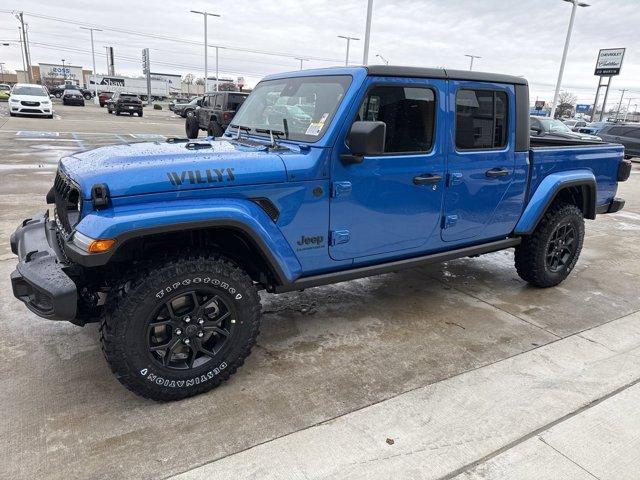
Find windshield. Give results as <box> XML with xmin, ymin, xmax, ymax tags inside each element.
<box><xmin>231</xmin><ymin>75</ymin><xmax>352</xmax><ymax>142</ymax></box>
<box><xmin>539</xmin><ymin>118</ymin><xmax>572</xmax><ymax>133</ymax></box>
<box><xmin>12</xmin><ymin>86</ymin><xmax>47</xmax><ymax>96</ymax></box>
<box><xmin>66</xmin><ymin>90</ymin><xmax>81</xmax><ymax>95</ymax></box>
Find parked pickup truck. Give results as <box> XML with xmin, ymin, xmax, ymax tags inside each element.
<box><xmin>10</xmin><ymin>66</ymin><xmax>632</xmax><ymax>401</ymax></box>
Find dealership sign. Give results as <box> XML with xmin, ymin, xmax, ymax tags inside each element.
<box><xmin>594</xmin><ymin>48</ymin><xmax>625</xmax><ymax>76</ymax></box>
<box><xmin>576</xmin><ymin>104</ymin><xmax>590</xmax><ymax>113</ymax></box>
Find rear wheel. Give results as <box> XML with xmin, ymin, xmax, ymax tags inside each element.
<box><xmin>207</xmin><ymin>120</ymin><xmax>224</xmax><ymax>137</ymax></box>
<box><xmin>100</xmin><ymin>253</ymin><xmax>261</xmax><ymax>401</ymax></box>
<box><xmin>515</xmin><ymin>202</ymin><xmax>585</xmax><ymax>287</ymax></box>
<box><xmin>185</xmin><ymin>115</ymin><xmax>199</xmax><ymax>139</ymax></box>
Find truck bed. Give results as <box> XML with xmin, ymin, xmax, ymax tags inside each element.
<box><xmin>530</xmin><ymin>136</ymin><xmax>604</xmax><ymax>148</ymax></box>
<box><xmin>528</xmin><ymin>142</ymin><xmax>624</xmax><ymax>208</ymax></box>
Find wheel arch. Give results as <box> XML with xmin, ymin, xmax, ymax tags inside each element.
<box><xmin>514</xmin><ymin>170</ymin><xmax>596</xmax><ymax>235</ymax></box>
<box><xmin>68</xmin><ymin>200</ymin><xmax>302</xmax><ymax>288</ymax></box>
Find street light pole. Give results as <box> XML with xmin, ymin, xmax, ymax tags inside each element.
<box><xmin>623</xmin><ymin>97</ymin><xmax>635</xmax><ymax>122</ymax></box>
<box><xmin>337</xmin><ymin>35</ymin><xmax>360</xmax><ymax>66</ymax></box>
<box><xmin>465</xmin><ymin>54</ymin><xmax>481</xmax><ymax>71</ymax></box>
<box><xmin>61</xmin><ymin>59</ymin><xmax>66</xmax><ymax>83</ymax></box>
<box><xmin>295</xmin><ymin>57</ymin><xmax>307</xmax><ymax>70</ymax></box>
<box><xmin>80</xmin><ymin>27</ymin><xmax>102</xmax><ymax>105</ymax></box>
<box><xmin>615</xmin><ymin>89</ymin><xmax>627</xmax><ymax>122</ymax></box>
<box><xmin>190</xmin><ymin>10</ymin><xmax>221</xmax><ymax>93</ymax></box>
<box><xmin>550</xmin><ymin>0</ymin><xmax>589</xmax><ymax>119</ymax></box>
<box><xmin>362</xmin><ymin>0</ymin><xmax>374</xmax><ymax>65</ymax></box>
<box><xmin>0</xmin><ymin>63</ymin><xmax>4</xmax><ymax>83</ymax></box>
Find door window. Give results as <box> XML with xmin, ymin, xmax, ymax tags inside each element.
<box><xmin>456</xmin><ymin>90</ymin><xmax>508</xmax><ymax>150</ymax></box>
<box><xmin>357</xmin><ymin>86</ymin><xmax>436</xmax><ymax>154</ymax></box>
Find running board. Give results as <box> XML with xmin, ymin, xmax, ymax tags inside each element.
<box><xmin>274</xmin><ymin>237</ymin><xmax>521</xmax><ymax>293</ymax></box>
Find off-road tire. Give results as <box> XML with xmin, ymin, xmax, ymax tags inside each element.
<box><xmin>515</xmin><ymin>202</ymin><xmax>585</xmax><ymax>288</ymax></box>
<box><xmin>100</xmin><ymin>253</ymin><xmax>261</xmax><ymax>401</ymax></box>
<box><xmin>115</xmin><ymin>108</ymin><xmax>121</xmax><ymax>116</ymax></box>
<box><xmin>185</xmin><ymin>114</ymin><xmax>199</xmax><ymax>139</ymax></box>
<box><xmin>207</xmin><ymin>120</ymin><xmax>224</xmax><ymax>137</ymax></box>
<box><xmin>138</xmin><ymin>111</ymin><xmax>143</xmax><ymax>117</ymax></box>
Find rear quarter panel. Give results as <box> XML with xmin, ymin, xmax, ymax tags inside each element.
<box><xmin>528</xmin><ymin>143</ymin><xmax>624</xmax><ymax>207</ymax></box>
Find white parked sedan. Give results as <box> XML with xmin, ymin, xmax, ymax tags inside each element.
<box><xmin>9</xmin><ymin>83</ymin><xmax>54</xmax><ymax>118</ymax></box>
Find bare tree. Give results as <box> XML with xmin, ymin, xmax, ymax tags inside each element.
<box><xmin>556</xmin><ymin>91</ymin><xmax>577</xmax><ymax>118</ymax></box>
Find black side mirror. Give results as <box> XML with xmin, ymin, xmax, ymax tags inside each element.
<box><xmin>342</xmin><ymin>121</ymin><xmax>386</xmax><ymax>164</ymax></box>
<box><xmin>196</xmin><ymin>99</ymin><xmax>203</xmax><ymax>107</ymax></box>
<box><xmin>530</xmin><ymin>125</ymin><xmax>543</xmax><ymax>135</ymax></box>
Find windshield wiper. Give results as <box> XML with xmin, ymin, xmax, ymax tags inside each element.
<box><xmin>255</xmin><ymin>128</ymin><xmax>285</xmax><ymax>148</ymax></box>
<box><xmin>230</xmin><ymin>124</ymin><xmax>251</xmax><ymax>140</ymax></box>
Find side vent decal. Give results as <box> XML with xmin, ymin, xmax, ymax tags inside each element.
<box><xmin>251</xmin><ymin>198</ymin><xmax>280</xmax><ymax>222</ymax></box>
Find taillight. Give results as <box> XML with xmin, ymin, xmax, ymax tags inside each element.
<box><xmin>223</xmin><ymin>111</ymin><xmax>232</xmax><ymax>122</ymax></box>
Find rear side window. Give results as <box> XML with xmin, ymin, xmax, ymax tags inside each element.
<box><xmin>624</xmin><ymin>128</ymin><xmax>640</xmax><ymax>139</ymax></box>
<box><xmin>456</xmin><ymin>89</ymin><xmax>508</xmax><ymax>150</ymax></box>
<box><xmin>357</xmin><ymin>86</ymin><xmax>436</xmax><ymax>153</ymax></box>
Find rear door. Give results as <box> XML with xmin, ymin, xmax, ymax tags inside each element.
<box><xmin>329</xmin><ymin>77</ymin><xmax>446</xmax><ymax>261</ymax></box>
<box><xmin>442</xmin><ymin>82</ymin><xmax>518</xmax><ymax>242</ymax></box>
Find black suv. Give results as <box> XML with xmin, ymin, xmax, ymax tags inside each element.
<box><xmin>106</xmin><ymin>92</ymin><xmax>144</xmax><ymax>117</ymax></box>
<box><xmin>50</xmin><ymin>84</ymin><xmax>94</xmax><ymax>100</ymax></box>
<box><xmin>185</xmin><ymin>91</ymin><xmax>248</xmax><ymax>138</ymax></box>
<box><xmin>598</xmin><ymin>124</ymin><xmax>640</xmax><ymax>159</ymax></box>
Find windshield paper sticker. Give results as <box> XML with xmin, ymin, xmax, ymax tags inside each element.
<box><xmin>305</xmin><ymin>113</ymin><xmax>329</xmax><ymax>136</ymax></box>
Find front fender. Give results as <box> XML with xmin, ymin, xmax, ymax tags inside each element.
<box><xmin>514</xmin><ymin>169</ymin><xmax>596</xmax><ymax>235</ymax></box>
<box><xmin>70</xmin><ymin>198</ymin><xmax>302</xmax><ymax>283</ymax></box>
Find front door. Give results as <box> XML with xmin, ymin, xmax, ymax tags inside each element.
<box><xmin>329</xmin><ymin>77</ymin><xmax>446</xmax><ymax>261</ymax></box>
<box><xmin>441</xmin><ymin>81</ymin><xmax>518</xmax><ymax>242</ymax></box>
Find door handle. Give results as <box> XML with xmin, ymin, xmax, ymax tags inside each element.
<box><xmin>485</xmin><ymin>167</ymin><xmax>509</xmax><ymax>178</ymax></box>
<box><xmin>413</xmin><ymin>174</ymin><xmax>442</xmax><ymax>185</ymax></box>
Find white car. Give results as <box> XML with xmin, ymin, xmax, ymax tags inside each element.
<box><xmin>9</xmin><ymin>83</ymin><xmax>54</xmax><ymax>118</ymax></box>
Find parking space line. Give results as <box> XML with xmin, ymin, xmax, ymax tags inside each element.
<box><xmin>71</xmin><ymin>132</ymin><xmax>86</xmax><ymax>149</ymax></box>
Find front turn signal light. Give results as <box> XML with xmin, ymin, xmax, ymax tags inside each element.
<box><xmin>88</xmin><ymin>238</ymin><xmax>116</xmax><ymax>253</ymax></box>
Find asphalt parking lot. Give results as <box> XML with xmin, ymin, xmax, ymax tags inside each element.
<box><xmin>1</xmin><ymin>102</ymin><xmax>640</xmax><ymax>480</ymax></box>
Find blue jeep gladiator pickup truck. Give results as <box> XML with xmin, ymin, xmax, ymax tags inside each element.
<box><xmin>10</xmin><ymin>66</ymin><xmax>632</xmax><ymax>400</ymax></box>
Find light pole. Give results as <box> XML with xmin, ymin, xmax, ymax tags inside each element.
<box><xmin>190</xmin><ymin>10</ymin><xmax>221</xmax><ymax>93</ymax></box>
<box><xmin>295</xmin><ymin>57</ymin><xmax>308</xmax><ymax>70</ymax></box>
<box><xmin>623</xmin><ymin>97</ymin><xmax>635</xmax><ymax>122</ymax></box>
<box><xmin>61</xmin><ymin>59</ymin><xmax>66</xmax><ymax>84</ymax></box>
<box><xmin>550</xmin><ymin>0</ymin><xmax>589</xmax><ymax>119</ymax></box>
<box><xmin>212</xmin><ymin>45</ymin><xmax>226</xmax><ymax>92</ymax></box>
<box><xmin>337</xmin><ymin>35</ymin><xmax>360</xmax><ymax>66</ymax></box>
<box><xmin>375</xmin><ymin>53</ymin><xmax>389</xmax><ymax>65</ymax></box>
<box><xmin>362</xmin><ymin>0</ymin><xmax>374</xmax><ymax>65</ymax></box>
<box><xmin>615</xmin><ymin>89</ymin><xmax>628</xmax><ymax>121</ymax></box>
<box><xmin>80</xmin><ymin>27</ymin><xmax>102</xmax><ymax>105</ymax></box>
<box><xmin>465</xmin><ymin>54</ymin><xmax>481</xmax><ymax>71</ymax></box>
<box><xmin>0</xmin><ymin>62</ymin><xmax>4</xmax><ymax>83</ymax></box>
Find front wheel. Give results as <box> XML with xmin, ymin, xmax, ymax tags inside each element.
<box><xmin>515</xmin><ymin>202</ymin><xmax>585</xmax><ymax>287</ymax></box>
<box><xmin>100</xmin><ymin>254</ymin><xmax>261</xmax><ymax>401</ymax></box>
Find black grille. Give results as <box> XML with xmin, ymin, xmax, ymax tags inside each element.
<box><xmin>53</xmin><ymin>170</ymin><xmax>80</xmax><ymax>237</ymax></box>
<box><xmin>21</xmin><ymin>101</ymin><xmax>40</xmax><ymax>106</ymax></box>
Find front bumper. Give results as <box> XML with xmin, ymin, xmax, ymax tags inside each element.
<box><xmin>10</xmin><ymin>212</ymin><xmax>77</xmax><ymax>321</ymax></box>
<box><xmin>10</xmin><ymin>104</ymin><xmax>52</xmax><ymax>115</ymax></box>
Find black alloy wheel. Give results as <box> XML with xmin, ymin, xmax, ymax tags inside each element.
<box><xmin>147</xmin><ymin>290</ymin><xmax>236</xmax><ymax>371</ymax></box>
<box><xmin>546</xmin><ymin>222</ymin><xmax>577</xmax><ymax>273</ymax></box>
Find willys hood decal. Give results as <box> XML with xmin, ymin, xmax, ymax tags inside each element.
<box><xmin>59</xmin><ymin>139</ymin><xmax>287</xmax><ymax>199</ymax></box>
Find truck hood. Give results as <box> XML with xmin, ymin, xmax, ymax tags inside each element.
<box><xmin>59</xmin><ymin>139</ymin><xmax>287</xmax><ymax>199</ymax></box>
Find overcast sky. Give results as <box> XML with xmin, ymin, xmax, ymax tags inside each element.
<box><xmin>1</xmin><ymin>0</ymin><xmax>639</xmax><ymax>106</ymax></box>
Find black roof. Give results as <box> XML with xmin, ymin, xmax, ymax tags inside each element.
<box><xmin>366</xmin><ymin>65</ymin><xmax>528</xmax><ymax>86</ymax></box>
